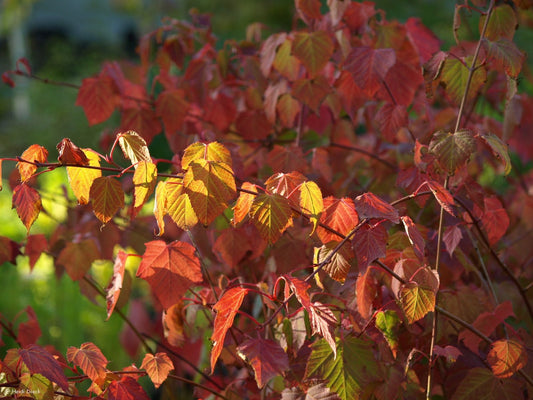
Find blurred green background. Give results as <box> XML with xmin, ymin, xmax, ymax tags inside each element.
<box><xmin>0</xmin><ymin>0</ymin><xmax>530</xmax><ymax>388</ymax></box>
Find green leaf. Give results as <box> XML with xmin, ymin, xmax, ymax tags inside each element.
<box><xmin>429</xmin><ymin>130</ymin><xmax>476</xmax><ymax>174</ymax></box>
<box><xmin>250</xmin><ymin>193</ymin><xmax>292</xmax><ymax>243</ymax></box>
<box><xmin>440</xmin><ymin>56</ymin><xmax>486</xmax><ymax>104</ymax></box>
<box><xmin>480</xmin><ymin>4</ymin><xmax>517</xmax><ymax>41</ymax></box>
<box><xmin>399</xmin><ymin>282</ymin><xmax>436</xmax><ymax>324</ymax></box>
<box><xmin>478</xmin><ymin>133</ymin><xmax>512</xmax><ymax>175</ymax></box>
<box><xmin>292</xmin><ymin>31</ymin><xmax>334</xmax><ymax>77</ymax></box>
<box><xmin>305</xmin><ymin>337</ymin><xmax>379</xmax><ymax>400</ymax></box>
<box><xmin>375</xmin><ymin>310</ymin><xmax>400</xmax><ymax>357</ymax></box>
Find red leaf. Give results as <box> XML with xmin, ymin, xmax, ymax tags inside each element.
<box><xmin>12</xmin><ymin>183</ymin><xmax>42</xmax><ymax>232</ymax></box>
<box><xmin>56</xmin><ymin>138</ymin><xmax>90</xmax><ymax>166</ymax></box>
<box><xmin>136</xmin><ymin>240</ymin><xmax>203</xmax><ymax>309</ymax></box>
<box><xmin>121</xmin><ymin>106</ymin><xmax>162</xmax><ymax>144</ymax></box>
<box><xmin>2</xmin><ymin>71</ymin><xmax>15</xmax><ymax>88</ymax></box>
<box><xmin>67</xmin><ymin>342</ymin><xmax>108</xmax><ymax>382</ymax></box>
<box><xmin>19</xmin><ymin>344</ymin><xmax>69</xmax><ymax>391</ymax></box>
<box><xmin>106</xmin><ymin>251</ymin><xmax>128</xmax><ymax>320</ymax></box>
<box><xmin>354</xmin><ymin>192</ymin><xmax>399</xmax><ymax>223</ymax></box>
<box><xmin>237</xmin><ymin>338</ymin><xmax>289</xmax><ymax>388</ymax></box>
<box><xmin>76</xmin><ymin>75</ymin><xmax>118</xmax><ymax>125</ymax></box>
<box><xmin>401</xmin><ymin>216</ymin><xmax>425</xmax><ymax>260</ymax></box>
<box><xmin>443</xmin><ymin>225</ymin><xmax>462</xmax><ymax>256</ymax></box>
<box><xmin>295</xmin><ymin>0</ymin><xmax>322</xmax><ymax>21</ymax></box>
<box><xmin>56</xmin><ymin>239</ymin><xmax>100</xmax><ymax>281</ymax></box>
<box><xmin>356</xmin><ymin>268</ymin><xmax>378</xmax><ymax>319</ymax></box>
<box><xmin>141</xmin><ymin>352</ymin><xmax>174</xmax><ymax>389</ymax></box>
<box><xmin>433</xmin><ymin>345</ymin><xmax>462</xmax><ymax>363</ymax></box>
<box><xmin>210</xmin><ymin>287</ymin><xmax>249</xmax><ymax>373</ymax></box>
<box><xmin>25</xmin><ymin>234</ymin><xmax>47</xmax><ymax>271</ymax></box>
<box><xmin>156</xmin><ymin>89</ymin><xmax>190</xmax><ymax>135</ymax></box>
<box><xmin>292</xmin><ymin>76</ymin><xmax>331</xmax><ymax>113</ymax></box>
<box><xmin>405</xmin><ymin>17</ymin><xmax>441</xmax><ymax>64</ymax></box>
<box><xmin>316</xmin><ymin>197</ymin><xmax>359</xmax><ymax>243</ymax></box>
<box><xmin>265</xmin><ymin>171</ymin><xmax>307</xmax><ymax>208</ymax></box>
<box><xmin>282</xmin><ymin>275</ymin><xmax>312</xmax><ymax>311</ymax></box>
<box><xmin>235</xmin><ymin>110</ymin><xmax>272</xmax><ymax>140</ymax></box>
<box><xmin>352</xmin><ymin>222</ymin><xmax>388</xmax><ymax>269</ymax></box>
<box><xmin>107</xmin><ymin>376</ymin><xmax>150</xmax><ymax>400</ymax></box>
<box><xmin>17</xmin><ymin>306</ymin><xmax>41</xmax><ymax>347</ymax></box>
<box><xmin>309</xmin><ymin>302</ymin><xmax>338</xmax><ymax>357</ymax></box>
<box><xmin>345</xmin><ymin>47</ymin><xmax>396</xmax><ymax>97</ymax></box>
<box><xmin>426</xmin><ymin>180</ymin><xmax>455</xmax><ymax>216</ymax></box>
<box><xmin>375</xmin><ymin>103</ymin><xmax>407</xmax><ymax>140</ymax></box>
<box><xmin>213</xmin><ymin>227</ymin><xmax>253</xmax><ymax>268</ymax></box>
<box><xmin>205</xmin><ymin>93</ymin><xmax>237</xmax><ymax>132</ymax></box>
<box><xmin>474</xmin><ymin>196</ymin><xmax>509</xmax><ymax>246</ymax></box>
<box><xmin>0</xmin><ymin>235</ymin><xmax>21</xmax><ymax>265</ymax></box>
<box><xmin>381</xmin><ymin>61</ymin><xmax>423</xmax><ymax>106</ymax></box>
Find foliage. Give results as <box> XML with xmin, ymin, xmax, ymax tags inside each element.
<box><xmin>2</xmin><ymin>0</ymin><xmax>533</xmax><ymax>399</ymax></box>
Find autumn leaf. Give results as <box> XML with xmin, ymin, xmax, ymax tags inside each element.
<box><xmin>451</xmin><ymin>367</ymin><xmax>523</xmax><ymax>400</ymax></box>
<box><xmin>487</xmin><ymin>339</ymin><xmax>527</xmax><ymax>379</ymax></box>
<box><xmin>213</xmin><ymin>227</ymin><xmax>252</xmax><ymax>268</ymax></box>
<box><xmin>352</xmin><ymin>222</ymin><xmax>387</xmax><ymax>269</ymax></box>
<box><xmin>356</xmin><ymin>268</ymin><xmax>377</xmax><ymax>319</ymax></box>
<box><xmin>399</xmin><ymin>281</ymin><xmax>436</xmax><ymax>324</ymax></box>
<box><xmin>484</xmin><ymin>38</ymin><xmax>524</xmax><ymax>78</ymax></box>
<box><xmin>309</xmin><ymin>302</ymin><xmax>338</xmax><ymax>357</ymax></box>
<box><xmin>90</xmin><ymin>176</ymin><xmax>125</xmax><ymax>224</ymax></box>
<box><xmin>292</xmin><ymin>31</ymin><xmax>334</xmax><ymax>78</ymax></box>
<box><xmin>440</xmin><ymin>56</ymin><xmax>486</xmax><ymax>105</ymax></box>
<box><xmin>162</xmin><ymin>302</ymin><xmax>186</xmax><ymax>348</ymax></box>
<box><xmin>265</xmin><ymin>171</ymin><xmax>307</xmax><ymax>208</ymax></box>
<box><xmin>315</xmin><ymin>241</ymin><xmax>354</xmax><ymax>283</ymax></box>
<box><xmin>233</xmin><ymin>182</ymin><xmax>257</xmax><ymax>225</ymax></box>
<box><xmin>141</xmin><ymin>352</ymin><xmax>174</xmax><ymax>388</ymax></box>
<box><xmin>18</xmin><ymin>144</ymin><xmax>48</xmax><ymax>182</ymax></box>
<box><xmin>426</xmin><ymin>180</ymin><xmax>455</xmax><ymax>215</ymax></box>
<box><xmin>132</xmin><ymin>161</ymin><xmax>157</xmax><ymax>215</ymax></box>
<box><xmin>210</xmin><ymin>287</ymin><xmax>249</xmax><ymax>373</ymax></box>
<box><xmin>481</xmin><ymin>4</ymin><xmax>517</xmax><ymax>41</ymax></box>
<box><xmin>76</xmin><ymin>75</ymin><xmax>118</xmax><ymax>125</ymax></box>
<box><xmin>292</xmin><ymin>76</ymin><xmax>330</xmax><ymax>113</ymax></box>
<box><xmin>67</xmin><ymin>148</ymin><xmax>102</xmax><ymax>205</ymax></box>
<box><xmin>281</xmin><ymin>383</ymin><xmax>341</xmax><ymax>400</ymax></box>
<box><xmin>181</xmin><ymin>141</ymin><xmax>233</xmax><ymax>170</ymax></box>
<box><xmin>154</xmin><ymin>181</ymin><xmax>167</xmax><ymax>235</ymax></box>
<box><xmin>316</xmin><ymin>197</ymin><xmax>359</xmax><ymax>243</ymax></box>
<box><xmin>354</xmin><ymin>192</ymin><xmax>399</xmax><ymax>223</ymax></box>
<box><xmin>118</xmin><ymin>130</ymin><xmax>151</xmax><ymax>167</ymax></box>
<box><xmin>57</xmin><ymin>138</ymin><xmax>89</xmax><ymax>166</ymax></box>
<box><xmin>277</xmin><ymin>93</ymin><xmax>302</xmax><ymax>127</ymax></box>
<box><xmin>121</xmin><ymin>106</ymin><xmax>162</xmax><ymax>144</ymax></box>
<box><xmin>25</xmin><ymin>234</ymin><xmax>47</xmax><ymax>271</ymax></box>
<box><xmin>345</xmin><ymin>46</ymin><xmax>396</xmax><ymax>97</ymax></box>
<box><xmin>250</xmin><ymin>193</ymin><xmax>292</xmax><ymax>243</ymax></box>
<box><xmin>56</xmin><ymin>239</ymin><xmax>100</xmax><ymax>281</ymax></box>
<box><xmin>273</xmin><ymin>39</ymin><xmax>301</xmax><ymax>81</ymax></box>
<box><xmin>474</xmin><ymin>196</ymin><xmax>510</xmax><ymax>246</ymax></box>
<box><xmin>166</xmin><ymin>179</ymin><xmax>198</xmax><ymax>231</ymax></box>
<box><xmin>237</xmin><ymin>338</ymin><xmax>289</xmax><ymax>388</ymax></box>
<box><xmin>17</xmin><ymin>306</ymin><xmax>41</xmax><ymax>347</ymax></box>
<box><xmin>443</xmin><ymin>225</ymin><xmax>463</xmax><ymax>256</ymax></box>
<box><xmin>155</xmin><ymin>89</ymin><xmax>190</xmax><ymax>135</ymax></box>
<box><xmin>375</xmin><ymin>310</ymin><xmax>400</xmax><ymax>357</ymax></box>
<box><xmin>299</xmin><ymin>180</ymin><xmax>324</xmax><ymax>235</ymax></box>
<box><xmin>136</xmin><ymin>240</ymin><xmax>203</xmax><ymax>309</ymax></box>
<box><xmin>429</xmin><ymin>130</ymin><xmax>476</xmax><ymax>175</ymax></box>
<box><xmin>108</xmin><ymin>376</ymin><xmax>150</xmax><ymax>400</ymax></box>
<box><xmin>401</xmin><ymin>216</ymin><xmax>425</xmax><ymax>261</ymax></box>
<box><xmin>295</xmin><ymin>0</ymin><xmax>322</xmax><ymax>21</ymax></box>
<box><xmin>282</xmin><ymin>274</ymin><xmax>312</xmax><ymax>310</ymax></box>
<box><xmin>106</xmin><ymin>250</ymin><xmax>128</xmax><ymax>320</ymax></box>
<box><xmin>12</xmin><ymin>183</ymin><xmax>42</xmax><ymax>232</ymax></box>
<box><xmin>478</xmin><ymin>132</ymin><xmax>512</xmax><ymax>175</ymax></box>
<box><xmin>19</xmin><ymin>344</ymin><xmax>69</xmax><ymax>391</ymax></box>
<box><xmin>67</xmin><ymin>342</ymin><xmax>108</xmax><ymax>382</ymax></box>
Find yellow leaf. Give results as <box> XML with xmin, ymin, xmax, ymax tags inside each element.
<box><xmin>250</xmin><ymin>193</ymin><xmax>292</xmax><ymax>243</ymax></box>
<box><xmin>118</xmin><ymin>130</ymin><xmax>151</xmax><ymax>167</ymax></box>
<box><xmin>182</xmin><ymin>141</ymin><xmax>232</xmax><ymax>170</ymax></box>
<box><xmin>299</xmin><ymin>180</ymin><xmax>323</xmax><ymax>235</ymax></box>
<box><xmin>154</xmin><ymin>181</ymin><xmax>167</xmax><ymax>236</ymax></box>
<box><xmin>233</xmin><ymin>182</ymin><xmax>257</xmax><ymax>226</ymax></box>
<box><xmin>133</xmin><ymin>161</ymin><xmax>157</xmax><ymax>212</ymax></box>
<box><xmin>166</xmin><ymin>178</ymin><xmax>198</xmax><ymax>230</ymax></box>
<box><xmin>67</xmin><ymin>149</ymin><xmax>102</xmax><ymax>205</ymax></box>
<box><xmin>90</xmin><ymin>176</ymin><xmax>125</xmax><ymax>224</ymax></box>
<box><xmin>399</xmin><ymin>282</ymin><xmax>435</xmax><ymax>324</ymax></box>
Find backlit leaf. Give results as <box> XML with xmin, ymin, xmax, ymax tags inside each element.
<box><xmin>118</xmin><ymin>130</ymin><xmax>151</xmax><ymax>167</ymax></box>
<box><xmin>250</xmin><ymin>193</ymin><xmax>292</xmax><ymax>243</ymax></box>
<box><xmin>352</xmin><ymin>222</ymin><xmax>387</xmax><ymax>269</ymax></box>
<box><xmin>76</xmin><ymin>75</ymin><xmax>118</xmax><ymax>125</ymax></box>
<box><xmin>12</xmin><ymin>183</ymin><xmax>42</xmax><ymax>232</ymax></box>
<box><xmin>354</xmin><ymin>192</ymin><xmax>399</xmax><ymax>223</ymax></box>
<box><xmin>282</xmin><ymin>274</ymin><xmax>312</xmax><ymax>311</ymax></box>
<box><xmin>299</xmin><ymin>181</ymin><xmax>323</xmax><ymax>235</ymax></box>
<box><xmin>25</xmin><ymin>234</ymin><xmax>47</xmax><ymax>271</ymax></box>
<box><xmin>133</xmin><ymin>161</ymin><xmax>157</xmax><ymax>214</ymax></box>
<box><xmin>163</xmin><ymin>302</ymin><xmax>186</xmax><ymax>348</ymax></box>
<box><xmin>136</xmin><ymin>240</ymin><xmax>203</xmax><ymax>309</ymax></box>
<box><xmin>237</xmin><ymin>338</ymin><xmax>289</xmax><ymax>388</ymax></box>
<box><xmin>19</xmin><ymin>372</ymin><xmax>53</xmax><ymax>400</ymax></box>
<box><xmin>315</xmin><ymin>241</ymin><xmax>354</xmax><ymax>283</ymax></box>
<box><xmin>309</xmin><ymin>302</ymin><xmax>338</xmax><ymax>357</ymax></box>
<box><xmin>478</xmin><ymin>132</ymin><xmax>512</xmax><ymax>175</ymax></box>
<box><xmin>375</xmin><ymin>310</ymin><xmax>400</xmax><ymax>357</ymax></box>
<box><xmin>56</xmin><ymin>239</ymin><xmax>100</xmax><ymax>281</ymax></box>
<box><xmin>440</xmin><ymin>57</ymin><xmax>486</xmax><ymax>104</ymax></box>
<box><xmin>484</xmin><ymin>38</ymin><xmax>524</xmax><ymax>78</ymax></box>
<box><xmin>292</xmin><ymin>31</ymin><xmax>334</xmax><ymax>77</ymax></box>
<box><xmin>399</xmin><ymin>281</ymin><xmax>435</xmax><ymax>324</ymax></box>
<box><xmin>426</xmin><ymin>180</ymin><xmax>455</xmax><ymax>215</ymax></box>
<box><xmin>210</xmin><ymin>287</ymin><xmax>249</xmax><ymax>373</ymax></box>
<box><xmin>345</xmin><ymin>47</ymin><xmax>396</xmax><ymax>97</ymax></box>
<box><xmin>281</xmin><ymin>383</ymin><xmax>341</xmax><ymax>399</ymax></box>
<box><xmin>106</xmin><ymin>250</ymin><xmax>128</xmax><ymax>320</ymax></box>
<box><xmin>233</xmin><ymin>182</ymin><xmax>257</xmax><ymax>225</ymax></box>
<box><xmin>67</xmin><ymin>342</ymin><xmax>108</xmax><ymax>382</ymax></box>
<box><xmin>292</xmin><ymin>76</ymin><xmax>331</xmax><ymax>113</ymax></box>
<box><xmin>141</xmin><ymin>352</ymin><xmax>174</xmax><ymax>388</ymax></box>
<box><xmin>67</xmin><ymin>148</ymin><xmax>101</xmax><ymax>204</ymax></box>
<box><xmin>166</xmin><ymin>179</ymin><xmax>198</xmax><ymax>231</ymax></box>
<box><xmin>57</xmin><ymin>138</ymin><xmax>89</xmax><ymax>166</ymax></box>
<box><xmin>481</xmin><ymin>4</ymin><xmax>517</xmax><ymax>41</ymax></box>
<box><xmin>154</xmin><ymin>181</ymin><xmax>167</xmax><ymax>235</ymax></box>
<box><xmin>182</xmin><ymin>141</ymin><xmax>233</xmax><ymax>170</ymax></box>
<box><xmin>317</xmin><ymin>197</ymin><xmax>359</xmax><ymax>243</ymax></box>
<box><xmin>266</xmin><ymin>171</ymin><xmax>307</xmax><ymax>208</ymax></box>
<box><xmin>451</xmin><ymin>367</ymin><xmax>523</xmax><ymax>400</ymax></box>
<box><xmin>18</xmin><ymin>144</ymin><xmax>48</xmax><ymax>182</ymax></box>
<box><xmin>356</xmin><ymin>268</ymin><xmax>377</xmax><ymax>319</ymax></box>
<box><xmin>19</xmin><ymin>344</ymin><xmax>69</xmax><ymax>391</ymax></box>
<box><xmin>183</xmin><ymin>159</ymin><xmax>236</xmax><ymax>225</ymax></box>
<box><xmin>305</xmin><ymin>337</ymin><xmax>379</xmax><ymax>400</ymax></box>
<box><xmin>401</xmin><ymin>216</ymin><xmax>425</xmax><ymax>260</ymax></box>
<box><xmin>429</xmin><ymin>130</ymin><xmax>476</xmax><ymax>175</ymax></box>
<box><xmin>90</xmin><ymin>176</ymin><xmax>125</xmax><ymax>224</ymax></box>
<box><xmin>487</xmin><ymin>339</ymin><xmax>527</xmax><ymax>378</ymax></box>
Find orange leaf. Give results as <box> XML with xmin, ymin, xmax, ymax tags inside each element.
<box><xmin>356</xmin><ymin>268</ymin><xmax>378</xmax><ymax>319</ymax></box>
<box><xmin>210</xmin><ymin>287</ymin><xmax>249</xmax><ymax>373</ymax></box>
<box><xmin>106</xmin><ymin>251</ymin><xmax>128</xmax><ymax>320</ymax></box>
<box><xmin>118</xmin><ymin>130</ymin><xmax>151</xmax><ymax>167</ymax></box>
<box><xmin>213</xmin><ymin>227</ymin><xmax>253</xmax><ymax>268</ymax></box>
<box><xmin>67</xmin><ymin>342</ymin><xmax>108</xmax><ymax>382</ymax></box>
<box><xmin>315</xmin><ymin>240</ymin><xmax>354</xmax><ymax>283</ymax></box>
<box><xmin>265</xmin><ymin>171</ymin><xmax>307</xmax><ymax>208</ymax></box>
<box><xmin>181</xmin><ymin>141</ymin><xmax>233</xmax><ymax>170</ymax></box>
<box><xmin>18</xmin><ymin>144</ymin><xmax>48</xmax><ymax>182</ymax></box>
<box><xmin>133</xmin><ymin>161</ymin><xmax>157</xmax><ymax>215</ymax></box>
<box><xmin>292</xmin><ymin>76</ymin><xmax>330</xmax><ymax>113</ymax></box>
<box><xmin>487</xmin><ymin>339</ymin><xmax>527</xmax><ymax>378</ymax></box>
<box><xmin>250</xmin><ymin>193</ymin><xmax>292</xmax><ymax>243</ymax></box>
<box><xmin>316</xmin><ymin>197</ymin><xmax>358</xmax><ymax>243</ymax></box>
<box><xmin>141</xmin><ymin>352</ymin><xmax>174</xmax><ymax>389</ymax></box>
<box><xmin>67</xmin><ymin>148</ymin><xmax>101</xmax><ymax>205</ymax></box>
<box><xmin>154</xmin><ymin>181</ymin><xmax>167</xmax><ymax>235</ymax></box>
<box><xmin>156</xmin><ymin>89</ymin><xmax>190</xmax><ymax>135</ymax></box>
<box><xmin>136</xmin><ymin>240</ymin><xmax>203</xmax><ymax>309</ymax></box>
<box><xmin>12</xmin><ymin>183</ymin><xmax>42</xmax><ymax>232</ymax></box>
<box><xmin>56</xmin><ymin>239</ymin><xmax>100</xmax><ymax>281</ymax></box>
<box><xmin>90</xmin><ymin>176</ymin><xmax>125</xmax><ymax>224</ymax></box>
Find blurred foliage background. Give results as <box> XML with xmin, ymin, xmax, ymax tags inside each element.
<box><xmin>0</xmin><ymin>0</ymin><xmax>531</xmax><ymax>386</ymax></box>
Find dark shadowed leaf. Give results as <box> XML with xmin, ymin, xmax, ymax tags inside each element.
<box><xmin>478</xmin><ymin>133</ymin><xmax>512</xmax><ymax>175</ymax></box>
<box><xmin>345</xmin><ymin>47</ymin><xmax>396</xmax><ymax>97</ymax></box>
<box><xmin>443</xmin><ymin>225</ymin><xmax>463</xmax><ymax>256</ymax></box>
<box><xmin>76</xmin><ymin>75</ymin><xmax>118</xmax><ymax>125</ymax></box>
<box><xmin>354</xmin><ymin>192</ymin><xmax>399</xmax><ymax>223</ymax></box>
<box><xmin>352</xmin><ymin>222</ymin><xmax>387</xmax><ymax>269</ymax></box>
<box><xmin>56</xmin><ymin>239</ymin><xmax>100</xmax><ymax>281</ymax></box>
<box><xmin>292</xmin><ymin>76</ymin><xmax>331</xmax><ymax>113</ymax></box>
<box><xmin>484</xmin><ymin>38</ymin><xmax>524</xmax><ymax>78</ymax></box>
<box><xmin>292</xmin><ymin>31</ymin><xmax>334</xmax><ymax>77</ymax></box>
<box><xmin>480</xmin><ymin>4</ymin><xmax>517</xmax><ymax>41</ymax></box>
<box><xmin>19</xmin><ymin>344</ymin><xmax>69</xmax><ymax>391</ymax></box>
<box><xmin>17</xmin><ymin>306</ymin><xmax>41</xmax><ymax>347</ymax></box>
<box><xmin>429</xmin><ymin>130</ymin><xmax>476</xmax><ymax>175</ymax></box>
<box><xmin>108</xmin><ymin>376</ymin><xmax>150</xmax><ymax>400</ymax></box>
<box><xmin>375</xmin><ymin>310</ymin><xmax>400</xmax><ymax>357</ymax></box>
<box><xmin>237</xmin><ymin>338</ymin><xmax>289</xmax><ymax>388</ymax></box>
<box><xmin>451</xmin><ymin>367</ymin><xmax>523</xmax><ymax>400</ymax></box>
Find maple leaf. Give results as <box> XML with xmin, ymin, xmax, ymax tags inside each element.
<box><xmin>182</xmin><ymin>141</ymin><xmax>233</xmax><ymax>170</ymax></box>
<box><xmin>19</xmin><ymin>344</ymin><xmax>69</xmax><ymax>391</ymax></box>
<box><xmin>317</xmin><ymin>197</ymin><xmax>359</xmax><ymax>243</ymax></box>
<box><xmin>132</xmin><ymin>161</ymin><xmax>157</xmax><ymax>215</ymax></box>
<box><xmin>237</xmin><ymin>338</ymin><xmax>289</xmax><ymax>388</ymax></box>
<box><xmin>292</xmin><ymin>31</ymin><xmax>334</xmax><ymax>78</ymax></box>
<box><xmin>25</xmin><ymin>234</ymin><xmax>47</xmax><ymax>271</ymax></box>
<box><xmin>67</xmin><ymin>148</ymin><xmax>102</xmax><ymax>205</ymax></box>
<box><xmin>141</xmin><ymin>352</ymin><xmax>174</xmax><ymax>388</ymax></box>
<box><xmin>292</xmin><ymin>76</ymin><xmax>331</xmax><ymax>113</ymax></box>
<box><xmin>429</xmin><ymin>130</ymin><xmax>476</xmax><ymax>175</ymax></box>
<box><xmin>210</xmin><ymin>286</ymin><xmax>249</xmax><ymax>373</ymax></box>
<box><xmin>12</xmin><ymin>183</ymin><xmax>42</xmax><ymax>232</ymax></box>
<box><xmin>401</xmin><ymin>216</ymin><xmax>425</xmax><ymax>261</ymax></box>
<box><xmin>184</xmin><ymin>159</ymin><xmax>236</xmax><ymax>225</ymax></box>
<box><xmin>107</xmin><ymin>376</ymin><xmax>150</xmax><ymax>400</ymax></box>
<box><xmin>487</xmin><ymin>339</ymin><xmax>527</xmax><ymax>379</ymax></box>
<box><xmin>315</xmin><ymin>241</ymin><xmax>354</xmax><ymax>283</ymax></box>
<box><xmin>56</xmin><ymin>138</ymin><xmax>89</xmax><ymax>166</ymax></box>
<box><xmin>118</xmin><ymin>130</ymin><xmax>151</xmax><ymax>167</ymax></box>
<box><xmin>106</xmin><ymin>250</ymin><xmax>128</xmax><ymax>320</ymax></box>
<box><xmin>18</xmin><ymin>144</ymin><xmax>48</xmax><ymax>182</ymax></box>
<box><xmin>76</xmin><ymin>75</ymin><xmax>118</xmax><ymax>125</ymax></box>
<box><xmin>90</xmin><ymin>176</ymin><xmax>125</xmax><ymax>224</ymax></box>
<box><xmin>345</xmin><ymin>46</ymin><xmax>396</xmax><ymax>97</ymax></box>
<box><xmin>355</xmin><ymin>268</ymin><xmax>377</xmax><ymax>320</ymax></box>
<box><xmin>136</xmin><ymin>240</ymin><xmax>203</xmax><ymax>309</ymax></box>
<box><xmin>155</xmin><ymin>89</ymin><xmax>190</xmax><ymax>135</ymax></box>
<box><xmin>354</xmin><ymin>192</ymin><xmax>399</xmax><ymax>223</ymax></box>
<box><xmin>56</xmin><ymin>239</ymin><xmax>100</xmax><ymax>281</ymax></box>
<box><xmin>67</xmin><ymin>342</ymin><xmax>108</xmax><ymax>383</ymax></box>
<box><xmin>352</xmin><ymin>222</ymin><xmax>387</xmax><ymax>269</ymax></box>
<box><xmin>250</xmin><ymin>193</ymin><xmax>293</xmax><ymax>243</ymax></box>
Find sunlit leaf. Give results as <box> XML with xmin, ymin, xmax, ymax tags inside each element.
<box><xmin>18</xmin><ymin>144</ymin><xmax>48</xmax><ymax>182</ymax></box>
<box><xmin>12</xmin><ymin>183</ymin><xmax>42</xmax><ymax>232</ymax></box>
<box><xmin>56</xmin><ymin>239</ymin><xmax>100</xmax><ymax>281</ymax></box>
<box><xmin>429</xmin><ymin>130</ymin><xmax>476</xmax><ymax>175</ymax></box>
<box><xmin>299</xmin><ymin>181</ymin><xmax>323</xmax><ymax>235</ymax></box>
<box><xmin>19</xmin><ymin>344</ymin><xmax>69</xmax><ymax>391</ymax></box>
<box><xmin>237</xmin><ymin>338</ymin><xmax>289</xmax><ymax>388</ymax></box>
<box><xmin>67</xmin><ymin>342</ymin><xmax>108</xmax><ymax>382</ymax></box>
<box><xmin>106</xmin><ymin>250</ymin><xmax>128</xmax><ymax>320</ymax></box>
<box><xmin>250</xmin><ymin>193</ymin><xmax>292</xmax><ymax>243</ymax></box>
<box><xmin>281</xmin><ymin>382</ymin><xmax>341</xmax><ymax>400</ymax></box>
<box><xmin>266</xmin><ymin>171</ymin><xmax>307</xmax><ymax>208</ymax></box>
<box><xmin>166</xmin><ymin>179</ymin><xmax>198</xmax><ymax>231</ymax></box>
<box><xmin>487</xmin><ymin>339</ymin><xmax>527</xmax><ymax>378</ymax></box>
<box><xmin>478</xmin><ymin>132</ymin><xmax>512</xmax><ymax>175</ymax></box>
<box><xmin>118</xmin><ymin>130</ymin><xmax>151</xmax><ymax>167</ymax></box>
<box><xmin>401</xmin><ymin>216</ymin><xmax>425</xmax><ymax>261</ymax></box>
<box><xmin>315</xmin><ymin>241</ymin><xmax>354</xmax><ymax>283</ymax></box>
<box><xmin>210</xmin><ymin>287</ymin><xmax>249</xmax><ymax>373</ymax></box>
<box><xmin>317</xmin><ymin>197</ymin><xmax>359</xmax><ymax>243</ymax></box>
<box><xmin>67</xmin><ymin>148</ymin><xmax>102</xmax><ymax>205</ymax></box>
<box><xmin>90</xmin><ymin>176</ymin><xmax>125</xmax><ymax>224</ymax></box>
<box><xmin>309</xmin><ymin>302</ymin><xmax>338</xmax><ymax>357</ymax></box>
<box><xmin>399</xmin><ymin>281</ymin><xmax>435</xmax><ymax>324</ymax></box>
<box><xmin>233</xmin><ymin>182</ymin><xmax>257</xmax><ymax>225</ymax></box>
<box><xmin>57</xmin><ymin>138</ymin><xmax>89</xmax><ymax>166</ymax></box>
<box><xmin>141</xmin><ymin>352</ymin><xmax>174</xmax><ymax>388</ymax></box>
<box><xmin>282</xmin><ymin>274</ymin><xmax>312</xmax><ymax>310</ymax></box>
<box><xmin>154</xmin><ymin>181</ymin><xmax>167</xmax><ymax>235</ymax></box>
<box><xmin>133</xmin><ymin>161</ymin><xmax>157</xmax><ymax>214</ymax></box>
<box><xmin>292</xmin><ymin>31</ymin><xmax>334</xmax><ymax>77</ymax></box>
<box><xmin>163</xmin><ymin>302</ymin><xmax>186</xmax><ymax>348</ymax></box>
<box><xmin>182</xmin><ymin>141</ymin><xmax>232</xmax><ymax>170</ymax></box>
